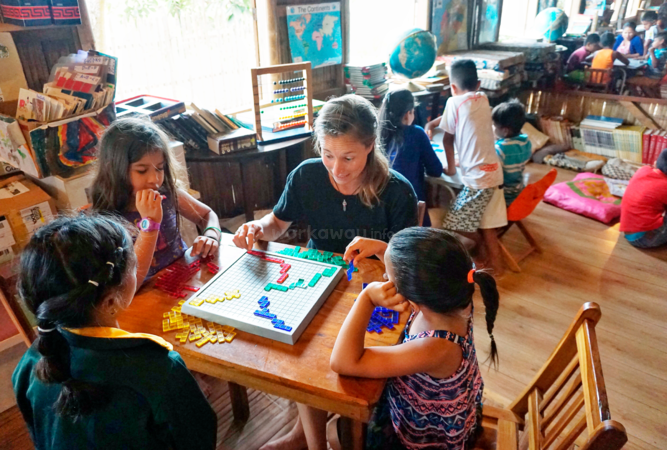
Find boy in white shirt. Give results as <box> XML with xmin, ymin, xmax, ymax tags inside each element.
<box><xmin>437</xmin><ymin>59</ymin><xmax>506</xmax><ymax>276</ymax></box>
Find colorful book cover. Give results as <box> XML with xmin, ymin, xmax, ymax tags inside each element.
<box><xmin>0</xmin><ymin>0</ymin><xmax>51</xmax><ymax>27</ymax></box>
<box><xmin>49</xmin><ymin>0</ymin><xmax>80</xmax><ymax>25</ymax></box>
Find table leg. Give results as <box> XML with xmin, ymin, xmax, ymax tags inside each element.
<box><xmin>338</xmin><ymin>416</ymin><xmax>366</xmax><ymax>450</ymax></box>
<box><xmin>228</xmin><ymin>382</ymin><xmax>250</xmax><ymax>422</ymax></box>
<box><xmin>239</xmin><ymin>162</ymin><xmax>255</xmax><ymax>222</ymax></box>
<box><xmin>278</xmin><ymin>149</ymin><xmax>287</xmax><ymax>188</ymax></box>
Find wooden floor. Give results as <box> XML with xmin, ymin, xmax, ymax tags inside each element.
<box><xmin>1</xmin><ymin>164</ymin><xmax>666</xmax><ymax>449</ymax></box>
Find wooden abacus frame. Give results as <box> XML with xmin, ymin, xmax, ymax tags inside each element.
<box><xmin>250</xmin><ymin>62</ymin><xmax>313</xmax><ymax>141</ymax></box>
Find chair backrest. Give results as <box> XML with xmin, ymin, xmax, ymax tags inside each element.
<box><xmin>584</xmin><ymin>68</ymin><xmax>613</xmax><ymax>92</ymax></box>
<box><xmin>417</xmin><ymin>201</ymin><xmax>426</xmax><ymax>226</ymax></box>
<box><xmin>508</xmin><ymin>303</ymin><xmax>627</xmax><ymax>450</ymax></box>
<box><xmin>506</xmin><ymin>169</ymin><xmax>557</xmax><ymax>222</ymax></box>
<box><xmin>0</xmin><ymin>275</ymin><xmax>36</xmax><ymax>346</ymax></box>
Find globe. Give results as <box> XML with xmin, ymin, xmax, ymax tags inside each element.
<box><xmin>389</xmin><ymin>29</ymin><xmax>437</xmax><ymax>79</ymax></box>
<box><xmin>535</xmin><ymin>7</ymin><xmax>568</xmax><ymax>42</ymax></box>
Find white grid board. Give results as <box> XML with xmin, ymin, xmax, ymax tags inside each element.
<box><xmin>181</xmin><ymin>247</ymin><xmax>344</xmax><ymax>344</ymax></box>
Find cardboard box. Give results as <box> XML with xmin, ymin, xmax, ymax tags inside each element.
<box><xmin>0</xmin><ymin>32</ymin><xmax>29</xmax><ymax>116</ymax></box>
<box><xmin>49</xmin><ymin>0</ymin><xmax>80</xmax><ymax>25</ymax></box>
<box><xmin>29</xmin><ymin>169</ymin><xmax>94</xmax><ymax>210</ymax></box>
<box><xmin>0</xmin><ymin>0</ymin><xmax>52</xmax><ymax>27</ymax></box>
<box><xmin>0</xmin><ymin>173</ymin><xmax>56</xmax><ymax>256</ymax></box>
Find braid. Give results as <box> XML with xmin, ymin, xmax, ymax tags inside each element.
<box><xmin>472</xmin><ymin>271</ymin><xmax>500</xmax><ymax>367</ymax></box>
<box><xmin>18</xmin><ymin>213</ymin><xmax>134</xmax><ymax>420</ymax></box>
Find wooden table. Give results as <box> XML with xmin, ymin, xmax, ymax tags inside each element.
<box><xmin>118</xmin><ymin>236</ymin><xmax>408</xmax><ymax>448</ymax></box>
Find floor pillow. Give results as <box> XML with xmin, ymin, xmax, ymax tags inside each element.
<box><xmin>543</xmin><ymin>172</ymin><xmax>621</xmax><ymax>224</ymax></box>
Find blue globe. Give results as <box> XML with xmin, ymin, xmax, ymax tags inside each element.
<box><xmin>389</xmin><ymin>29</ymin><xmax>437</xmax><ymax>79</ymax></box>
<box><xmin>535</xmin><ymin>7</ymin><xmax>568</xmax><ymax>42</ymax></box>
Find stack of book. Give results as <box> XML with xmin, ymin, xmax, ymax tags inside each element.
<box><xmin>156</xmin><ymin>104</ymin><xmax>256</xmax><ymax>155</ymax></box>
<box><xmin>538</xmin><ymin>116</ymin><xmax>574</xmax><ymax>148</ymax></box>
<box><xmin>344</xmin><ymin>63</ymin><xmax>388</xmax><ymax>100</ymax></box>
<box><xmin>642</xmin><ymin>129</ymin><xmax>667</xmax><ymax>165</ymax></box>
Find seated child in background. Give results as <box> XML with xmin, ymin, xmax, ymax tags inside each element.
<box><xmin>491</xmin><ymin>100</ymin><xmax>532</xmax><ymax>206</ymax></box>
<box><xmin>332</xmin><ymin>229</ymin><xmax>499</xmax><ymax>450</ymax></box>
<box><xmin>592</xmin><ymin>32</ymin><xmax>630</xmax><ymax>83</ymax></box>
<box><xmin>642</xmin><ymin>10</ymin><xmax>659</xmax><ymax>55</ymax></box>
<box><xmin>566</xmin><ymin>33</ymin><xmax>601</xmax><ymax>73</ymax></box>
<box><xmin>12</xmin><ymin>215</ymin><xmax>217</xmax><ymax>449</ymax></box>
<box><xmin>378</xmin><ymin>88</ymin><xmax>443</xmax><ymax>226</ymax></box>
<box><xmin>645</xmin><ymin>32</ymin><xmax>667</xmax><ymax>77</ymax></box>
<box><xmin>613</xmin><ymin>22</ymin><xmax>644</xmax><ymax>57</ymax></box>
<box><xmin>620</xmin><ymin>149</ymin><xmax>667</xmax><ymax>249</ymax></box>
<box><xmin>438</xmin><ymin>59</ymin><xmax>507</xmax><ymax>275</ymax></box>
<box><xmin>91</xmin><ymin>118</ymin><xmax>222</xmax><ymax>287</ymax></box>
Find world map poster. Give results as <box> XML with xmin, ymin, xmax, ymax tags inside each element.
<box><xmin>286</xmin><ymin>2</ymin><xmax>343</xmax><ymax>68</ymax></box>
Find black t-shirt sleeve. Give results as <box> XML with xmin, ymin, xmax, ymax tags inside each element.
<box><xmin>385</xmin><ymin>173</ymin><xmax>419</xmax><ymax>235</ymax></box>
<box><xmin>273</xmin><ymin>167</ymin><xmax>302</xmax><ymax>223</ymax></box>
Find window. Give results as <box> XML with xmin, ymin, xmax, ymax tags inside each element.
<box><xmin>86</xmin><ymin>0</ymin><xmax>257</xmax><ymax>111</ymax></box>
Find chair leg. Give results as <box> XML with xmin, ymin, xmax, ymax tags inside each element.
<box><xmin>516</xmin><ymin>221</ymin><xmax>542</xmax><ymax>254</ymax></box>
<box><xmin>228</xmin><ymin>382</ymin><xmax>250</xmax><ymax>422</ymax></box>
<box><xmin>499</xmin><ymin>241</ymin><xmax>521</xmax><ymax>273</ymax></box>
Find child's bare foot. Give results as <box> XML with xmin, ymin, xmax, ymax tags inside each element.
<box><xmin>259</xmin><ymin>417</ymin><xmax>308</xmax><ymax>450</ymax></box>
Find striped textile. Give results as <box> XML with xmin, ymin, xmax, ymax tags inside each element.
<box><xmin>495</xmin><ymin>134</ymin><xmax>532</xmax><ymax>206</ymax></box>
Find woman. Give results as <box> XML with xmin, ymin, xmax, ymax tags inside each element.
<box><xmin>233</xmin><ymin>95</ymin><xmax>418</xmax><ymax>450</ymax></box>
<box><xmin>233</xmin><ymin>94</ymin><xmax>418</xmax><ymax>255</ymax></box>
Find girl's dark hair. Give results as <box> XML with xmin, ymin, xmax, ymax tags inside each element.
<box><xmin>91</xmin><ymin>117</ymin><xmax>180</xmax><ymax>218</ymax></box>
<box><xmin>601</xmin><ymin>31</ymin><xmax>615</xmax><ymax>48</ymax></box>
<box><xmin>388</xmin><ymin>227</ymin><xmax>499</xmax><ymax>365</ymax></box>
<box><xmin>378</xmin><ymin>89</ymin><xmax>415</xmax><ymax>157</ymax></box>
<box><xmin>313</xmin><ymin>94</ymin><xmax>390</xmax><ymax>207</ymax></box>
<box><xmin>18</xmin><ymin>214</ymin><xmax>136</xmax><ymax>421</ymax></box>
<box><xmin>656</xmin><ymin>148</ymin><xmax>667</xmax><ymax>175</ymax></box>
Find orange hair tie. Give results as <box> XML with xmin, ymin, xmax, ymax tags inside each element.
<box><xmin>468</xmin><ymin>269</ymin><xmax>475</xmax><ymax>284</ymax></box>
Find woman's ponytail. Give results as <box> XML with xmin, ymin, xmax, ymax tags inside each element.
<box><xmin>472</xmin><ymin>270</ymin><xmax>500</xmax><ymax>367</ymax></box>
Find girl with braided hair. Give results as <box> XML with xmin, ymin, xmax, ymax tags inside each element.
<box><xmin>332</xmin><ymin>227</ymin><xmax>500</xmax><ymax>450</ymax></box>
<box><xmin>12</xmin><ymin>214</ymin><xmax>216</xmax><ymax>450</ymax></box>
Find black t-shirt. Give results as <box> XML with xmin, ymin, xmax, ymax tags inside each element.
<box><xmin>274</xmin><ymin>158</ymin><xmax>418</xmax><ymax>254</ymax></box>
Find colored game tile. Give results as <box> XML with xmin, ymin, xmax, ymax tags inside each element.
<box><xmin>322</xmin><ymin>267</ymin><xmax>336</xmax><ymax>277</ymax></box>
<box><xmin>308</xmin><ymin>273</ymin><xmax>322</xmax><ymax>287</ymax></box>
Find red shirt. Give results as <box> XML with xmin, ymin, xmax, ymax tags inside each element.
<box><xmin>620</xmin><ymin>166</ymin><xmax>667</xmax><ymax>232</ymax></box>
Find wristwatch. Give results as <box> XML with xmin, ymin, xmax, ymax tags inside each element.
<box><xmin>138</xmin><ymin>218</ymin><xmax>161</xmax><ymax>233</ymax></box>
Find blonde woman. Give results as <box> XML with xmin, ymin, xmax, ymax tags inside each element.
<box><xmin>233</xmin><ymin>94</ymin><xmax>418</xmax><ymax>255</ymax></box>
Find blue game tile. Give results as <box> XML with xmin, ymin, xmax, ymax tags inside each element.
<box><xmin>274</xmin><ymin>324</ymin><xmax>293</xmax><ymax>332</ymax></box>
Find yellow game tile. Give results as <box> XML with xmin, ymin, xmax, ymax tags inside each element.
<box><xmin>171</xmin><ymin>306</ymin><xmax>182</xmax><ymax>312</ymax></box>
<box><xmin>209</xmin><ymin>328</ymin><xmax>217</xmax><ymax>335</ymax></box>
<box><xmin>190</xmin><ymin>325</ymin><xmax>197</xmax><ymax>333</ymax></box>
<box><xmin>224</xmin><ymin>332</ymin><xmax>236</xmax><ymax>342</ymax></box>
<box><xmin>179</xmin><ymin>335</ymin><xmax>187</xmax><ymax>344</ymax></box>
<box><xmin>189</xmin><ymin>333</ymin><xmax>198</xmax><ymax>342</ymax></box>
<box><xmin>202</xmin><ymin>330</ymin><xmax>210</xmax><ymax>338</ymax></box>
<box><xmin>189</xmin><ymin>298</ymin><xmax>204</xmax><ymax>307</ymax></box>
<box><xmin>220</xmin><ymin>325</ymin><xmax>235</xmax><ymax>332</ymax></box>
<box><xmin>209</xmin><ymin>336</ymin><xmax>218</xmax><ymax>343</ymax></box>
<box><xmin>163</xmin><ymin>312</ymin><xmax>170</xmax><ymax>318</ymax></box>
<box><xmin>194</xmin><ymin>332</ymin><xmax>202</xmax><ymax>340</ymax></box>
<box><xmin>205</xmin><ymin>297</ymin><xmax>217</xmax><ymax>304</ymax></box>
<box><xmin>195</xmin><ymin>336</ymin><xmax>211</xmax><ymax>347</ymax></box>
<box><xmin>178</xmin><ymin>300</ymin><xmax>185</xmax><ymax>305</ymax></box>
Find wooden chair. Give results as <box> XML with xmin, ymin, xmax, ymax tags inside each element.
<box><xmin>476</xmin><ymin>302</ymin><xmax>627</xmax><ymax>450</ymax></box>
<box><xmin>418</xmin><ymin>200</ymin><xmax>426</xmax><ymax>227</ymax></box>
<box><xmin>498</xmin><ymin>169</ymin><xmax>557</xmax><ymax>273</ymax></box>
<box><xmin>583</xmin><ymin>68</ymin><xmax>626</xmax><ymax>94</ymax></box>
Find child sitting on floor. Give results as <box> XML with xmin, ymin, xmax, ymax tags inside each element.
<box><xmin>642</xmin><ymin>11</ymin><xmax>659</xmax><ymax>55</ymax></box>
<box><xmin>12</xmin><ymin>214</ymin><xmax>217</xmax><ymax>449</ymax></box>
<box><xmin>437</xmin><ymin>59</ymin><xmax>507</xmax><ymax>275</ymax></box>
<box><xmin>492</xmin><ymin>99</ymin><xmax>532</xmax><ymax>206</ymax></box>
<box><xmin>378</xmin><ymin>88</ymin><xmax>443</xmax><ymax>226</ymax></box>
<box><xmin>332</xmin><ymin>229</ymin><xmax>500</xmax><ymax>450</ymax></box>
<box><xmin>620</xmin><ymin>149</ymin><xmax>667</xmax><ymax>249</ymax></box>
<box><xmin>91</xmin><ymin>118</ymin><xmax>222</xmax><ymax>287</ymax></box>
<box><xmin>566</xmin><ymin>33</ymin><xmax>601</xmax><ymax>73</ymax></box>
<box><xmin>614</xmin><ymin>21</ymin><xmax>644</xmax><ymax>58</ymax></box>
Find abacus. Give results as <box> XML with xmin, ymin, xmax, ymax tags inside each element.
<box><xmin>251</xmin><ymin>62</ymin><xmax>313</xmax><ymax>141</ymax></box>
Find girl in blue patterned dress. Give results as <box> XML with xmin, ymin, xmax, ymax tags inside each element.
<box><xmin>91</xmin><ymin>118</ymin><xmax>222</xmax><ymax>287</ymax></box>
<box><xmin>332</xmin><ymin>227</ymin><xmax>500</xmax><ymax>450</ymax></box>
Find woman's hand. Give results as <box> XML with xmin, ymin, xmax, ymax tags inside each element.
<box><xmin>344</xmin><ymin>237</ymin><xmax>388</xmax><ymax>266</ymax></box>
<box><xmin>232</xmin><ymin>222</ymin><xmax>264</xmax><ymax>251</ymax></box>
<box><xmin>191</xmin><ymin>236</ymin><xmax>219</xmax><ymax>258</ymax></box>
<box><xmin>363</xmin><ymin>281</ymin><xmax>409</xmax><ymax>312</ymax></box>
<box><xmin>135</xmin><ymin>189</ymin><xmax>163</xmax><ymax>223</ymax></box>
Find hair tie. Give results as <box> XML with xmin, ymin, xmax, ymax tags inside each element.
<box><xmin>489</xmin><ymin>333</ymin><xmax>495</xmax><ymax>340</ymax></box>
<box><xmin>88</xmin><ymin>280</ymin><xmax>99</xmax><ymax>287</ymax></box>
<box><xmin>467</xmin><ymin>269</ymin><xmax>476</xmax><ymax>284</ymax></box>
<box><xmin>117</xmin><ymin>247</ymin><xmax>124</xmax><ymax>252</ymax></box>
<box><xmin>38</xmin><ymin>326</ymin><xmax>56</xmax><ymax>333</ymax></box>
<box><xmin>106</xmin><ymin>262</ymin><xmax>114</xmax><ymax>268</ymax></box>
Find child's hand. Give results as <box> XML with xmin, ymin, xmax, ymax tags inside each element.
<box><xmin>424</xmin><ymin>123</ymin><xmax>435</xmax><ymax>139</ymax></box>
<box><xmin>136</xmin><ymin>189</ymin><xmax>163</xmax><ymax>223</ymax></box>
<box><xmin>363</xmin><ymin>281</ymin><xmax>409</xmax><ymax>312</ymax></box>
<box><xmin>233</xmin><ymin>222</ymin><xmax>264</xmax><ymax>250</ymax></box>
<box><xmin>191</xmin><ymin>236</ymin><xmax>219</xmax><ymax>258</ymax></box>
<box><xmin>344</xmin><ymin>237</ymin><xmax>388</xmax><ymax>266</ymax></box>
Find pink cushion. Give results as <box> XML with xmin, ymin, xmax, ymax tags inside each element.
<box><xmin>543</xmin><ymin>173</ymin><xmax>621</xmax><ymax>224</ymax></box>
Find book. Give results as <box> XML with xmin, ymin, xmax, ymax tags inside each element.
<box><xmin>207</xmin><ymin>127</ymin><xmax>257</xmax><ymax>155</ymax></box>
<box><xmin>190</xmin><ymin>112</ymin><xmax>217</xmax><ymax>135</ymax></box>
<box><xmin>0</xmin><ymin>0</ymin><xmax>52</xmax><ymax>27</ymax></box>
<box><xmin>580</xmin><ymin>115</ymin><xmax>623</xmax><ymax>130</ymax></box>
<box><xmin>214</xmin><ymin>109</ymin><xmax>239</xmax><ymax>130</ymax></box>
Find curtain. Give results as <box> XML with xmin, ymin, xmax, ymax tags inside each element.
<box><xmin>86</xmin><ymin>0</ymin><xmax>257</xmax><ymax>111</ymax></box>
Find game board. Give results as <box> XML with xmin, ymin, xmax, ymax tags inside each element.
<box><xmin>181</xmin><ymin>247</ymin><xmax>344</xmax><ymax>345</ymax></box>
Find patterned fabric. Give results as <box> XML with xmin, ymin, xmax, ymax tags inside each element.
<box><xmin>123</xmin><ymin>192</ymin><xmax>186</xmax><ymax>279</ymax></box>
<box><xmin>495</xmin><ymin>134</ymin><xmax>532</xmax><ymax>206</ymax></box>
<box><xmin>368</xmin><ymin>310</ymin><xmax>484</xmax><ymax>450</ymax></box>
<box><xmin>443</xmin><ymin>186</ymin><xmax>495</xmax><ymax>233</ymax></box>
<box><xmin>626</xmin><ymin>217</ymin><xmax>667</xmax><ymax>248</ymax></box>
